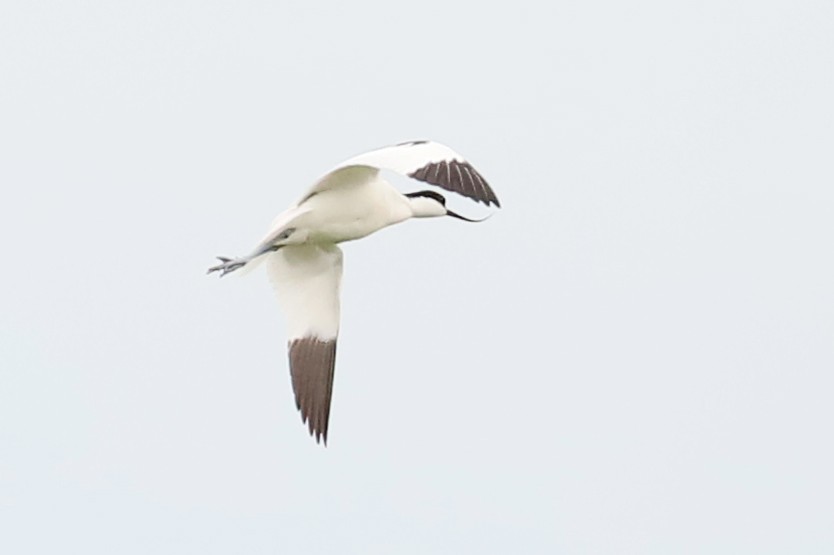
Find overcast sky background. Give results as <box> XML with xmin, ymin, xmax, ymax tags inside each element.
<box><xmin>2</xmin><ymin>1</ymin><xmax>833</xmax><ymax>553</ymax></box>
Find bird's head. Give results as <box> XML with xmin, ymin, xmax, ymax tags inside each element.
<box><xmin>405</xmin><ymin>191</ymin><xmax>487</xmax><ymax>222</ymax></box>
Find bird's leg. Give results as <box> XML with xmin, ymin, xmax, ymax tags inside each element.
<box><xmin>207</xmin><ymin>255</ymin><xmax>250</xmax><ymax>277</ymax></box>
<box><xmin>207</xmin><ymin>243</ymin><xmax>283</xmax><ymax>277</ymax></box>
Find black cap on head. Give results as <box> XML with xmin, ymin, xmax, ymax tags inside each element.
<box><xmin>406</xmin><ymin>190</ymin><xmax>490</xmax><ymax>222</ymax></box>
<box><xmin>405</xmin><ymin>190</ymin><xmax>446</xmax><ymax>205</ymax></box>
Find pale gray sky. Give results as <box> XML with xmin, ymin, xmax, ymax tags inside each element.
<box><xmin>2</xmin><ymin>1</ymin><xmax>833</xmax><ymax>553</ymax></box>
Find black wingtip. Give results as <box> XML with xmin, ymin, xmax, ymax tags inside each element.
<box><xmin>408</xmin><ymin>159</ymin><xmax>500</xmax><ymax>208</ymax></box>
<box><xmin>289</xmin><ymin>338</ymin><xmax>337</xmax><ymax>447</ymax></box>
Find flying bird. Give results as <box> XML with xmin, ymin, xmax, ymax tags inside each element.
<box><xmin>208</xmin><ymin>140</ymin><xmax>500</xmax><ymax>444</ymax></box>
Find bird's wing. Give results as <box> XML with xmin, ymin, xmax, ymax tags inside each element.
<box><xmin>301</xmin><ymin>140</ymin><xmax>500</xmax><ymax>207</ymax></box>
<box><xmin>266</xmin><ymin>244</ymin><xmax>343</xmax><ymax>444</ymax></box>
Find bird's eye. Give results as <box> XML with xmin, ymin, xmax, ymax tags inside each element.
<box><xmin>279</xmin><ymin>228</ymin><xmax>295</xmax><ymax>240</ymax></box>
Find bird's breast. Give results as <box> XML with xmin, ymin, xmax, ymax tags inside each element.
<box><xmin>304</xmin><ymin>183</ymin><xmax>410</xmax><ymax>244</ymax></box>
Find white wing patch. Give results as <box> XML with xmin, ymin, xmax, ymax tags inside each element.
<box><xmin>266</xmin><ymin>244</ymin><xmax>343</xmax><ymax>340</ymax></box>
<box><xmin>298</xmin><ymin>165</ymin><xmax>379</xmax><ymax>205</ymax></box>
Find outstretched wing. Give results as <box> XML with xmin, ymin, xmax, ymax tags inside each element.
<box><xmin>266</xmin><ymin>244</ymin><xmax>343</xmax><ymax>444</ymax></box>
<box><xmin>301</xmin><ymin>140</ymin><xmax>500</xmax><ymax>207</ymax></box>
